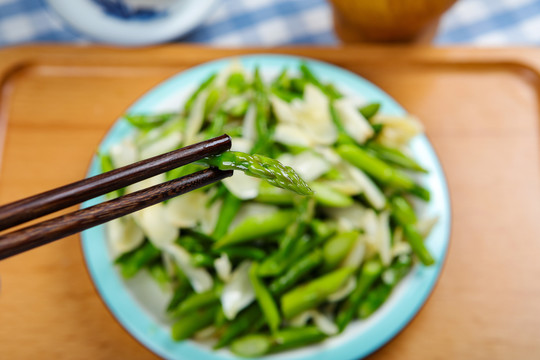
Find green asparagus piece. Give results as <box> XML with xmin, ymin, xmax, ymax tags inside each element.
<box><xmin>390</xmin><ymin>195</ymin><xmax>417</xmax><ymax>226</ymax></box>
<box><xmin>170</xmin><ymin>286</ymin><xmax>221</xmax><ymax>318</ymax></box>
<box><xmin>249</xmin><ymin>263</ymin><xmax>281</xmax><ymax>333</ymax></box>
<box><xmin>366</xmin><ymin>143</ymin><xmax>428</xmax><ymax>173</ymax></box>
<box><xmin>337</xmin><ymin>144</ymin><xmax>430</xmax><ymax>201</ymax></box>
<box><xmin>148</xmin><ymin>263</ymin><xmax>170</xmax><ymax>288</ymax></box>
<box><xmin>358</xmin><ymin>102</ymin><xmax>381</xmax><ymax>120</ymax></box>
<box><xmin>252</xmin><ymin>67</ymin><xmax>272</xmax><ymax>155</ymax></box>
<box><xmin>229</xmin><ymin>326</ymin><xmax>327</xmax><ymax>357</ymax></box>
<box><xmin>310</xmin><ymin>182</ymin><xmax>354</xmax><ymax>207</ymax></box>
<box><xmin>310</xmin><ymin>220</ymin><xmax>338</xmax><ymax>241</ymax></box>
<box><xmin>230</xmin><ymin>334</ymin><xmax>272</xmax><ymax>358</ymax></box>
<box><xmin>268</xmin><ymin>248</ymin><xmax>323</xmax><ymax>295</ymax></box>
<box><xmin>204</xmin><ymin>109</ymin><xmax>227</xmax><ymax>139</ymax></box>
<box><xmin>214</xmin><ymin>209</ymin><xmax>295</xmax><ymax>249</ymax></box>
<box><xmin>227</xmin><ymin>72</ymin><xmax>248</xmax><ymax>95</ymax></box>
<box><xmin>212</xmin><ymin>190</ymin><xmax>242</xmax><ymax>240</ymax></box>
<box><xmin>403</xmin><ymin>224</ymin><xmax>435</xmax><ymax>266</ymax></box>
<box><xmin>217</xmin><ymin>246</ymin><xmax>267</xmax><ymax>261</ymax></box>
<box><xmin>299</xmin><ymin>62</ymin><xmax>341</xmax><ymax>99</ymax></box>
<box><xmin>191</xmin><ymin>253</ymin><xmax>215</xmax><ymax>267</ymax></box>
<box><xmin>358</xmin><ymin>255</ymin><xmax>412</xmax><ymax>319</ymax></box>
<box><xmin>184</xmin><ymin>73</ymin><xmax>216</xmax><ymax>114</ymax></box>
<box><xmin>271</xmin><ymin>87</ymin><xmax>302</xmax><ymax>102</ymax></box>
<box><xmin>336</xmin><ymin>259</ymin><xmax>383</xmax><ymax>331</ymax></box>
<box><xmin>322</xmin><ymin>231</ymin><xmax>358</xmax><ymax>271</ymax></box>
<box><xmin>201</xmin><ymin>151</ymin><xmax>313</xmax><ymax>196</ymax></box>
<box><xmin>115</xmin><ymin>241</ymin><xmax>161</xmax><ymax>279</ymax></box>
<box><xmin>166</xmin><ymin>273</ymin><xmax>192</xmax><ymax>313</ymax></box>
<box><xmin>281</xmin><ymin>267</ymin><xmax>354</xmax><ymax>319</ymax></box>
<box><xmin>272</xmin><ymin>326</ymin><xmax>327</xmax><ymax>353</ymax></box>
<box><xmin>279</xmin><ymin>197</ymin><xmax>315</xmax><ymax>253</ymax></box>
<box><xmin>224</xmin><ymin>98</ymin><xmax>250</xmax><ymax>117</ymax></box>
<box><xmin>124</xmin><ymin>113</ymin><xmax>177</xmax><ymax>130</ymax></box>
<box><xmin>204</xmin><ymin>88</ymin><xmax>221</xmax><ymax>118</ymax></box>
<box><xmin>329</xmin><ymin>102</ymin><xmax>355</xmax><ymax>145</ymax></box>
<box><xmin>171</xmin><ymin>304</ymin><xmax>219</xmax><ymax>341</ymax></box>
<box><xmin>214</xmin><ymin>305</ymin><xmax>263</xmax><ymax>349</ymax></box>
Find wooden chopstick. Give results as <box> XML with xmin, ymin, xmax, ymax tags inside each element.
<box><xmin>0</xmin><ymin>134</ymin><xmax>231</xmax><ymax>231</ymax></box>
<box><xmin>0</xmin><ymin>134</ymin><xmax>233</xmax><ymax>260</ymax></box>
<box><xmin>0</xmin><ymin>168</ymin><xmax>232</xmax><ymax>260</ymax></box>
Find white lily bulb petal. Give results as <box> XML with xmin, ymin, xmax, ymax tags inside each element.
<box><xmin>242</xmin><ymin>104</ymin><xmax>257</xmax><ymax>142</ymax></box>
<box><xmin>278</xmin><ymin>151</ymin><xmax>330</xmax><ymax>182</ymax></box>
<box><xmin>223</xmin><ymin>171</ymin><xmax>260</xmax><ymax>200</ymax></box>
<box><xmin>162</xmin><ymin>252</ymin><xmax>176</xmax><ymax>278</ymax></box>
<box><xmin>133</xmin><ymin>203</ymin><xmax>177</xmax><ymax>249</ymax></box>
<box><xmin>273</xmin><ymin>123</ymin><xmax>312</xmax><ymax>147</ymax></box>
<box><xmin>164</xmin><ymin>243</ymin><xmax>214</xmax><ymax>293</ymax></box>
<box><xmin>361</xmin><ymin>209</ymin><xmax>379</xmax><ymax>238</ymax></box>
<box><xmin>334</xmin><ymin>98</ymin><xmax>374</xmax><ymax>144</ymax></box>
<box><xmin>165</xmin><ymin>190</ymin><xmax>207</xmax><ymax>228</ymax></box>
<box><xmin>230</xmin><ymin>137</ymin><xmax>253</xmax><ymax>153</ymax></box>
<box><xmin>184</xmin><ymin>89</ymin><xmax>209</xmax><ymax>145</ymax></box>
<box><xmin>312</xmin><ymin>311</ymin><xmax>339</xmax><ymax>336</ymax></box>
<box><xmin>373</xmin><ymin>115</ymin><xmax>423</xmax><ymax>148</ymax></box>
<box><xmin>328</xmin><ymin>276</ymin><xmax>357</xmax><ymax>302</ymax></box>
<box><xmin>201</xmin><ymin>198</ymin><xmax>222</xmax><ymax>235</ymax></box>
<box><xmin>221</xmin><ymin>261</ymin><xmax>255</xmax><ymax>320</ymax></box>
<box><xmin>299</xmin><ymin>84</ymin><xmax>337</xmax><ymax>145</ymax></box>
<box><xmin>343</xmin><ymin>236</ymin><xmax>366</xmax><ymax>269</ymax></box>
<box><xmin>378</xmin><ymin>211</ymin><xmax>392</xmax><ymax>266</ymax></box>
<box><xmin>215</xmin><ymin>253</ymin><xmax>232</xmax><ymax>282</ymax></box>
<box><xmin>314</xmin><ymin>146</ymin><xmax>341</xmax><ymax>165</ymax></box>
<box><xmin>290</xmin><ymin>310</ymin><xmax>338</xmax><ymax>335</ymax></box>
<box><xmin>417</xmin><ymin>215</ymin><xmax>439</xmax><ymax>239</ymax></box>
<box><xmin>289</xmin><ymin>310</ymin><xmax>315</xmax><ymax>327</ymax></box>
<box><xmin>326</xmin><ymin>203</ymin><xmax>366</xmax><ymax>231</ymax></box>
<box><xmin>270</xmin><ymin>95</ymin><xmax>298</xmax><ymax>124</ymax></box>
<box><xmin>139</xmin><ymin>132</ymin><xmax>182</xmax><ymax>160</ymax></box>
<box><xmin>106</xmin><ymin>217</ymin><xmax>145</xmax><ymax>257</ymax></box>
<box><xmin>390</xmin><ymin>226</ymin><xmax>412</xmax><ymax>260</ymax></box>
<box><xmin>109</xmin><ymin>138</ymin><xmax>138</xmax><ymax>168</ymax></box>
<box><xmin>345</xmin><ymin>164</ymin><xmax>386</xmax><ymax>210</ymax></box>
<box><xmin>194</xmin><ymin>326</ymin><xmax>218</xmax><ymax>341</ymax></box>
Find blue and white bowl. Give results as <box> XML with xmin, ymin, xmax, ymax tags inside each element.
<box><xmin>46</xmin><ymin>0</ymin><xmax>217</xmax><ymax>46</ymax></box>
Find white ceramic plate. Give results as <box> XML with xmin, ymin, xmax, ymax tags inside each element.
<box><xmin>46</xmin><ymin>0</ymin><xmax>217</xmax><ymax>46</ymax></box>
<box><xmin>81</xmin><ymin>54</ymin><xmax>451</xmax><ymax>360</ymax></box>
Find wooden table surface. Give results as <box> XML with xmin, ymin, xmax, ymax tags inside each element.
<box><xmin>0</xmin><ymin>46</ymin><xmax>539</xmax><ymax>359</ymax></box>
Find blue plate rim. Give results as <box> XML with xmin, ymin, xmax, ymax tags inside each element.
<box><xmin>80</xmin><ymin>53</ymin><xmax>452</xmax><ymax>360</ymax></box>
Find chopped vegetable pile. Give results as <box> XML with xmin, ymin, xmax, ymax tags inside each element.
<box><xmin>98</xmin><ymin>61</ymin><xmax>437</xmax><ymax>357</ymax></box>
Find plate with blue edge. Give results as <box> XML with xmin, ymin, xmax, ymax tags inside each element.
<box><xmin>80</xmin><ymin>54</ymin><xmax>451</xmax><ymax>360</ymax></box>
<box><xmin>46</xmin><ymin>0</ymin><xmax>217</xmax><ymax>46</ymax></box>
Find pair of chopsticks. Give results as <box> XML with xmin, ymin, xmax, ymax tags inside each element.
<box><xmin>0</xmin><ymin>134</ymin><xmax>233</xmax><ymax>260</ymax></box>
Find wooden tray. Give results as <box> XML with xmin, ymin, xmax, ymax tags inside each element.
<box><xmin>0</xmin><ymin>46</ymin><xmax>539</xmax><ymax>359</ymax></box>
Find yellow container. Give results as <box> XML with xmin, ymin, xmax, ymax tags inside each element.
<box><xmin>329</xmin><ymin>0</ymin><xmax>458</xmax><ymax>43</ymax></box>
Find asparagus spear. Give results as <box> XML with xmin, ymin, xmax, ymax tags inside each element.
<box><xmin>337</xmin><ymin>144</ymin><xmax>430</xmax><ymax>201</ymax></box>
<box><xmin>213</xmin><ymin>210</ymin><xmax>295</xmax><ymax>249</ymax></box>
<box><xmin>201</xmin><ymin>151</ymin><xmax>313</xmax><ymax>196</ymax></box>
<box><xmin>366</xmin><ymin>142</ymin><xmax>428</xmax><ymax>173</ymax></box>
<box><xmin>336</xmin><ymin>258</ymin><xmax>383</xmax><ymax>331</ymax></box>
<box><xmin>281</xmin><ymin>267</ymin><xmax>354</xmax><ymax>319</ymax></box>
<box><xmin>249</xmin><ymin>263</ymin><xmax>281</xmax><ymax>333</ymax></box>
<box><xmin>230</xmin><ymin>326</ymin><xmax>327</xmax><ymax>357</ymax></box>
<box><xmin>171</xmin><ymin>304</ymin><xmax>219</xmax><ymax>341</ymax></box>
